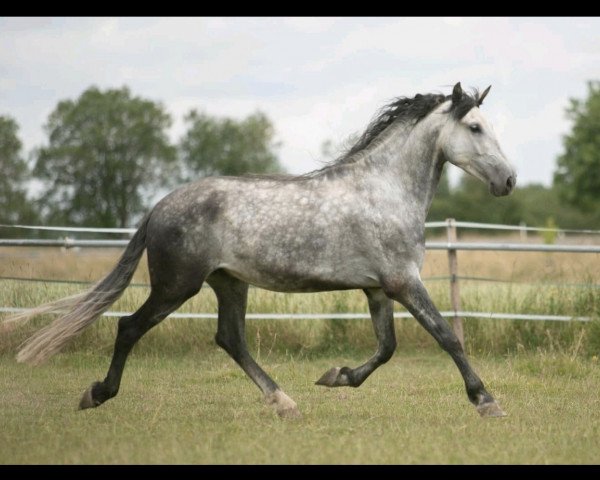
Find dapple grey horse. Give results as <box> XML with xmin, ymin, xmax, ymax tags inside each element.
<box><xmin>6</xmin><ymin>82</ymin><xmax>516</xmax><ymax>418</ymax></box>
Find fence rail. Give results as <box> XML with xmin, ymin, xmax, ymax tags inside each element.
<box><xmin>3</xmin><ymin>238</ymin><xmax>600</xmax><ymax>253</ymax></box>
<box><xmin>0</xmin><ymin>307</ymin><xmax>591</xmax><ymax>323</ymax></box>
<box><xmin>0</xmin><ymin>223</ymin><xmax>135</xmax><ymax>234</ymax></box>
<box><xmin>0</xmin><ymin>239</ymin><xmax>129</xmax><ymax>248</ymax></box>
<box><xmin>426</xmin><ymin>242</ymin><xmax>600</xmax><ymax>253</ymax></box>
<box><xmin>424</xmin><ymin>220</ymin><xmax>600</xmax><ymax>235</ymax></box>
<box><xmin>1</xmin><ymin>219</ymin><xmax>598</xmax><ymax>342</ymax></box>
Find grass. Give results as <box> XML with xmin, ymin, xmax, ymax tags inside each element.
<box><xmin>1</xmin><ymin>350</ymin><xmax>599</xmax><ymax>464</ymax></box>
<box><xmin>1</xmin><ymin>238</ymin><xmax>600</xmax><ymax>359</ymax></box>
<box><xmin>1</xmin><ymin>239</ymin><xmax>600</xmax><ymax>463</ymax></box>
<box><xmin>2</xmin><ymin>279</ymin><xmax>600</xmax><ymax>359</ymax></box>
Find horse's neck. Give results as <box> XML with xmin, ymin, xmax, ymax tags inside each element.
<box><xmin>359</xmin><ymin>118</ymin><xmax>444</xmax><ymax>221</ymax></box>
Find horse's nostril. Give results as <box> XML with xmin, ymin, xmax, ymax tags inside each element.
<box><xmin>506</xmin><ymin>176</ymin><xmax>514</xmax><ymax>190</ymax></box>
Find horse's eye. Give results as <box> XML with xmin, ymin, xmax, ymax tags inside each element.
<box><xmin>469</xmin><ymin>124</ymin><xmax>482</xmax><ymax>133</ymax></box>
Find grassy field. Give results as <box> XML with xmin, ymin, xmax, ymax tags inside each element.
<box><xmin>1</xmin><ymin>350</ymin><xmax>599</xmax><ymax>464</ymax></box>
<box><xmin>2</xmin><ymin>237</ymin><xmax>600</xmax><ymax>358</ymax></box>
<box><xmin>1</xmin><ymin>238</ymin><xmax>600</xmax><ymax>464</ymax></box>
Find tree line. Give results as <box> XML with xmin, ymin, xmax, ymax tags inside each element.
<box><xmin>1</xmin><ymin>86</ymin><xmax>282</xmax><ymax>230</ymax></box>
<box><xmin>1</xmin><ymin>82</ymin><xmax>599</xmax><ymax>231</ymax></box>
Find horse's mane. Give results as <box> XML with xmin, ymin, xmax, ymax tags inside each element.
<box><xmin>335</xmin><ymin>88</ymin><xmax>481</xmax><ymax>166</ymax></box>
<box><xmin>248</xmin><ymin>87</ymin><xmax>482</xmax><ymax>181</ymax></box>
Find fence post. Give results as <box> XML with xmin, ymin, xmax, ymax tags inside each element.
<box><xmin>519</xmin><ymin>221</ymin><xmax>527</xmax><ymax>242</ymax></box>
<box><xmin>446</xmin><ymin>218</ymin><xmax>465</xmax><ymax>349</ymax></box>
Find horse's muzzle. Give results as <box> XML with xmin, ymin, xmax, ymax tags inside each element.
<box><xmin>490</xmin><ymin>174</ymin><xmax>516</xmax><ymax>197</ymax></box>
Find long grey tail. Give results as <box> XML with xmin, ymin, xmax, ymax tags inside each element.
<box><xmin>2</xmin><ymin>214</ymin><xmax>151</xmax><ymax>365</ymax></box>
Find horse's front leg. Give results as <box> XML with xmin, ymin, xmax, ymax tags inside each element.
<box><xmin>385</xmin><ymin>275</ymin><xmax>506</xmax><ymax>417</ymax></box>
<box><xmin>316</xmin><ymin>288</ymin><xmax>396</xmax><ymax>387</ymax></box>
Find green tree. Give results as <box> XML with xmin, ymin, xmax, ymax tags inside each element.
<box><xmin>554</xmin><ymin>81</ymin><xmax>600</xmax><ymax>212</ymax></box>
<box><xmin>427</xmin><ymin>173</ymin><xmax>523</xmax><ymax>226</ymax></box>
<box><xmin>452</xmin><ymin>174</ymin><xmax>523</xmax><ymax>225</ymax></box>
<box><xmin>179</xmin><ymin>110</ymin><xmax>283</xmax><ymax>179</ymax></box>
<box><xmin>34</xmin><ymin>86</ymin><xmax>176</xmax><ymax>228</ymax></box>
<box><xmin>511</xmin><ymin>183</ymin><xmax>600</xmax><ymax>230</ymax></box>
<box><xmin>428</xmin><ymin>166</ymin><xmax>455</xmax><ymax>222</ymax></box>
<box><xmin>436</xmin><ymin>165</ymin><xmax>451</xmax><ymax>198</ymax></box>
<box><xmin>0</xmin><ymin>115</ymin><xmax>36</xmax><ymax>224</ymax></box>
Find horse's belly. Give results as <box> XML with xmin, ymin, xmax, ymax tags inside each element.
<box><xmin>219</xmin><ymin>261</ymin><xmax>380</xmax><ymax>293</ymax></box>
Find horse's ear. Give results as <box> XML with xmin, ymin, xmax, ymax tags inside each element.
<box><xmin>452</xmin><ymin>82</ymin><xmax>462</xmax><ymax>104</ymax></box>
<box><xmin>478</xmin><ymin>85</ymin><xmax>492</xmax><ymax>106</ymax></box>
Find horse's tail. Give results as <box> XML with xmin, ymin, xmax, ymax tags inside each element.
<box><xmin>2</xmin><ymin>214</ymin><xmax>152</xmax><ymax>365</ymax></box>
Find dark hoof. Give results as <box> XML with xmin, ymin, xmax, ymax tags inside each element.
<box><xmin>78</xmin><ymin>382</ymin><xmax>102</xmax><ymax>410</ymax></box>
<box><xmin>476</xmin><ymin>401</ymin><xmax>507</xmax><ymax>418</ymax></box>
<box><xmin>315</xmin><ymin>367</ymin><xmax>351</xmax><ymax>387</ymax></box>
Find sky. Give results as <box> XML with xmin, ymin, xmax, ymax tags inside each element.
<box><xmin>1</xmin><ymin>17</ymin><xmax>599</xmax><ymax>187</ymax></box>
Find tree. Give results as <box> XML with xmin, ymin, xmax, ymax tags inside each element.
<box><xmin>0</xmin><ymin>115</ymin><xmax>36</xmax><ymax>224</ymax></box>
<box><xmin>511</xmin><ymin>183</ymin><xmax>600</xmax><ymax>230</ymax></box>
<box><xmin>427</xmin><ymin>165</ymin><xmax>454</xmax><ymax>221</ymax></box>
<box><xmin>427</xmin><ymin>172</ymin><xmax>523</xmax><ymax>226</ymax></box>
<box><xmin>33</xmin><ymin>86</ymin><xmax>177</xmax><ymax>228</ymax></box>
<box><xmin>554</xmin><ymin>81</ymin><xmax>600</xmax><ymax>212</ymax></box>
<box><xmin>179</xmin><ymin>110</ymin><xmax>283</xmax><ymax>180</ymax></box>
<box><xmin>451</xmin><ymin>174</ymin><xmax>523</xmax><ymax>225</ymax></box>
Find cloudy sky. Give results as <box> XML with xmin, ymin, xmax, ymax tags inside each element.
<box><xmin>1</xmin><ymin>17</ymin><xmax>599</xmax><ymax>186</ymax></box>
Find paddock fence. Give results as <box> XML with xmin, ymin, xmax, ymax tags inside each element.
<box><xmin>1</xmin><ymin>219</ymin><xmax>600</xmax><ymax>349</ymax></box>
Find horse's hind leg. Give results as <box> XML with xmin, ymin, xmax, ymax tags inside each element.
<box><xmin>316</xmin><ymin>288</ymin><xmax>396</xmax><ymax>387</ymax></box>
<box><xmin>79</xmin><ymin>283</ymin><xmax>204</xmax><ymax>410</ymax></box>
<box><xmin>207</xmin><ymin>270</ymin><xmax>301</xmax><ymax>419</ymax></box>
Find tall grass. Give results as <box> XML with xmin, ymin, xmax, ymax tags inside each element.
<box><xmin>1</xmin><ymin>240</ymin><xmax>600</xmax><ymax>359</ymax></box>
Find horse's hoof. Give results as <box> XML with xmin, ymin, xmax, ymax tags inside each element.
<box><xmin>476</xmin><ymin>401</ymin><xmax>507</xmax><ymax>418</ymax></box>
<box><xmin>316</xmin><ymin>367</ymin><xmax>341</xmax><ymax>386</ymax></box>
<box><xmin>78</xmin><ymin>382</ymin><xmax>102</xmax><ymax>410</ymax></box>
<box><xmin>265</xmin><ymin>390</ymin><xmax>302</xmax><ymax>419</ymax></box>
<box><xmin>277</xmin><ymin>405</ymin><xmax>302</xmax><ymax>419</ymax></box>
<box><xmin>315</xmin><ymin>367</ymin><xmax>351</xmax><ymax>387</ymax></box>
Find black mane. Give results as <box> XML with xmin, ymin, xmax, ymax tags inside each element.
<box><xmin>246</xmin><ymin>86</ymin><xmax>482</xmax><ymax>182</ymax></box>
<box><xmin>336</xmin><ymin>88</ymin><xmax>481</xmax><ymax>165</ymax></box>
